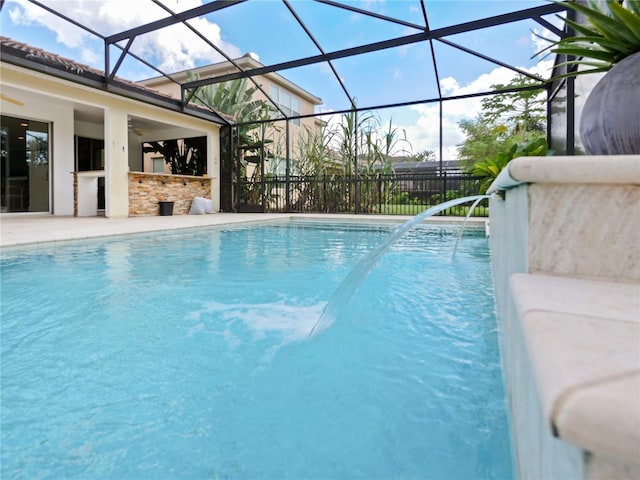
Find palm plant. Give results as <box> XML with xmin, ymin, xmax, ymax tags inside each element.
<box><xmin>186</xmin><ymin>72</ymin><xmax>272</xmax><ymax>145</ymax></box>
<box><xmin>471</xmin><ymin>138</ymin><xmax>550</xmax><ymax>193</ymax></box>
<box><xmin>535</xmin><ymin>0</ymin><xmax>640</xmax><ymax>77</ymax></box>
<box><xmin>186</xmin><ymin>72</ymin><xmax>276</xmax><ymax>208</ymax></box>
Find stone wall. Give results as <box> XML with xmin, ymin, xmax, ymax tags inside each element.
<box><xmin>488</xmin><ymin>155</ymin><xmax>640</xmax><ymax>480</ymax></box>
<box><xmin>490</xmin><ymin>186</ymin><xmax>584</xmax><ymax>480</ymax></box>
<box><xmin>128</xmin><ymin>172</ymin><xmax>213</xmax><ymax>216</ymax></box>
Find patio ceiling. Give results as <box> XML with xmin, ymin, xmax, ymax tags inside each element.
<box><xmin>1</xmin><ymin>0</ymin><xmax>568</xmax><ymax>125</ymax></box>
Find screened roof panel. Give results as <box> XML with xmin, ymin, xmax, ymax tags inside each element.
<box><xmin>443</xmin><ymin>19</ymin><xmax>556</xmax><ymax>79</ymax></box>
<box><xmin>197</xmin><ymin>0</ymin><xmax>322</xmax><ymax>66</ymax></box>
<box><xmin>330</xmin><ymin>44</ymin><xmax>440</xmax><ymax>110</ymax></box>
<box><xmin>424</xmin><ymin>0</ymin><xmax>546</xmax><ymax>29</ymax></box>
<box><xmin>38</xmin><ymin>0</ymin><xmax>169</xmax><ymax>37</ymax></box>
<box><xmin>266</xmin><ymin>61</ymin><xmax>345</xmax><ymax>108</ymax></box>
<box><xmin>1</xmin><ymin>0</ymin><xmax>566</xmax><ymax>124</ymax></box>
<box><xmin>323</xmin><ymin>0</ymin><xmax>428</xmax><ymax>26</ymax></box>
<box><xmin>289</xmin><ymin>1</ymin><xmax>423</xmax><ymax>54</ymax></box>
<box><xmin>123</xmin><ymin>21</ymin><xmax>241</xmax><ymax>76</ymax></box>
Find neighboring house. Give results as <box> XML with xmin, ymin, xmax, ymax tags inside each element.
<box><xmin>385</xmin><ymin>160</ymin><xmax>470</xmax><ymax>203</ymax></box>
<box><xmin>137</xmin><ymin>53</ymin><xmax>324</xmax><ymax>176</ymax></box>
<box><xmin>0</xmin><ymin>37</ymin><xmax>225</xmax><ymax>217</ymax></box>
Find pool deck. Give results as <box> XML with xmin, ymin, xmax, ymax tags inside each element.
<box><xmin>0</xmin><ymin>213</ymin><xmax>487</xmax><ymax>248</ymax></box>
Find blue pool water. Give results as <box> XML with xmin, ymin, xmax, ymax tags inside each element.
<box><xmin>1</xmin><ymin>220</ymin><xmax>513</xmax><ymax>479</ymax></box>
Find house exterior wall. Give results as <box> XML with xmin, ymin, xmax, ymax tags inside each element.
<box><xmin>1</xmin><ymin>69</ymin><xmax>76</xmax><ymax>215</ymax></box>
<box><xmin>0</xmin><ymin>62</ymin><xmax>221</xmax><ymax>217</ymax></box>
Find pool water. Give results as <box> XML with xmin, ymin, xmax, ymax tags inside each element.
<box><xmin>1</xmin><ymin>221</ymin><xmax>513</xmax><ymax>479</ymax></box>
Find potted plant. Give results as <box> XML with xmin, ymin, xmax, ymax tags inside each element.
<box><xmin>536</xmin><ymin>0</ymin><xmax>640</xmax><ymax>154</ymax></box>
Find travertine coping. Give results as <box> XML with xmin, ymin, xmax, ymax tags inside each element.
<box><xmin>0</xmin><ymin>213</ymin><xmax>484</xmax><ymax>248</ymax></box>
<box><xmin>488</xmin><ymin>155</ymin><xmax>640</xmax><ymax>193</ymax></box>
<box><xmin>510</xmin><ymin>273</ymin><xmax>640</xmax><ymax>461</ymax></box>
<box><xmin>509</xmin><ymin>155</ymin><xmax>640</xmax><ymax>185</ymax></box>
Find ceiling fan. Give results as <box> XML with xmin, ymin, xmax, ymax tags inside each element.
<box><xmin>128</xmin><ymin>122</ymin><xmax>151</xmax><ymax>137</ymax></box>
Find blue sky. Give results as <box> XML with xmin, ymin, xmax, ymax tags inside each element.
<box><xmin>1</xmin><ymin>0</ymin><xmax>560</xmax><ymax>158</ymax></box>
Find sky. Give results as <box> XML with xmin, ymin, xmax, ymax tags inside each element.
<box><xmin>0</xmin><ymin>0</ymin><xmax>562</xmax><ymax>160</ymax></box>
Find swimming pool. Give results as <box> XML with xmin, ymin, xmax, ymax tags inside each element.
<box><xmin>1</xmin><ymin>220</ymin><xmax>513</xmax><ymax>479</ymax></box>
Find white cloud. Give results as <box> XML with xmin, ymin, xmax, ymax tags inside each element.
<box><xmin>360</xmin><ymin>0</ymin><xmax>386</xmax><ymax>14</ymax></box>
<box><xmin>80</xmin><ymin>47</ymin><xmax>101</xmax><ymax>66</ymax></box>
<box><xmin>7</xmin><ymin>0</ymin><xmax>241</xmax><ymax>75</ymax></box>
<box><xmin>9</xmin><ymin>0</ymin><xmax>87</xmax><ymax>47</ymax></box>
<box><xmin>391</xmin><ymin>60</ymin><xmax>555</xmax><ymax>160</ymax></box>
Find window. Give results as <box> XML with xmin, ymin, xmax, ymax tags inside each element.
<box><xmin>152</xmin><ymin>157</ymin><xmax>165</xmax><ymax>173</ymax></box>
<box><xmin>270</xmin><ymin>85</ymin><xmax>301</xmax><ymax>126</ymax></box>
<box><xmin>76</xmin><ymin>137</ymin><xmax>104</xmax><ymax>171</ymax></box>
<box><xmin>268</xmin><ymin>157</ymin><xmax>287</xmax><ymax>176</ymax></box>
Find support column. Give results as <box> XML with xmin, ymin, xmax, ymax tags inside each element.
<box><xmin>104</xmin><ymin>106</ymin><xmax>130</xmax><ymax>218</ymax></box>
<box><xmin>208</xmin><ymin>127</ymin><xmax>220</xmax><ymax>212</ymax></box>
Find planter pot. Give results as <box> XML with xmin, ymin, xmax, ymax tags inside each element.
<box><xmin>579</xmin><ymin>52</ymin><xmax>640</xmax><ymax>155</ymax></box>
<box><xmin>158</xmin><ymin>201</ymin><xmax>174</xmax><ymax>216</ymax></box>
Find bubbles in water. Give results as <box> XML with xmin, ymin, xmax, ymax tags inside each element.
<box><xmin>187</xmin><ymin>299</ymin><xmax>326</xmax><ymax>346</ymax></box>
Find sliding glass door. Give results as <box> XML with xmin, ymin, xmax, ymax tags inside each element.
<box><xmin>0</xmin><ymin>115</ymin><xmax>50</xmax><ymax>213</ymax></box>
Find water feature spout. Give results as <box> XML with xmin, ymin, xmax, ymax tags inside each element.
<box><xmin>452</xmin><ymin>195</ymin><xmax>490</xmax><ymax>259</ymax></box>
<box><xmin>309</xmin><ymin>195</ymin><xmax>491</xmax><ymax>336</ymax></box>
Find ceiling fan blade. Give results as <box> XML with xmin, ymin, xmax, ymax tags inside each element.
<box><xmin>0</xmin><ymin>93</ymin><xmax>24</xmax><ymax>106</ymax></box>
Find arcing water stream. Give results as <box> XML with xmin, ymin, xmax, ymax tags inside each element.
<box><xmin>309</xmin><ymin>194</ymin><xmax>491</xmax><ymax>336</ymax></box>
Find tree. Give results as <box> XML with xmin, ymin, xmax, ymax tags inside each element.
<box><xmin>185</xmin><ymin>73</ymin><xmax>275</xmax><ymax>209</ymax></box>
<box><xmin>457</xmin><ymin>75</ymin><xmax>547</xmax><ymax>169</ymax></box>
<box><xmin>406</xmin><ymin>149</ymin><xmax>436</xmax><ymax>162</ymax></box>
<box><xmin>479</xmin><ymin>74</ymin><xmax>546</xmax><ymax>141</ymax></box>
<box><xmin>457</xmin><ymin>117</ymin><xmax>513</xmax><ymax>169</ymax></box>
<box><xmin>186</xmin><ymin>73</ymin><xmax>272</xmax><ymax>146</ymax></box>
<box><xmin>471</xmin><ymin>137</ymin><xmax>550</xmax><ymax>193</ymax></box>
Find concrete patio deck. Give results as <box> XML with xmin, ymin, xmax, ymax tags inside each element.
<box><xmin>0</xmin><ymin>213</ymin><xmax>486</xmax><ymax>248</ymax></box>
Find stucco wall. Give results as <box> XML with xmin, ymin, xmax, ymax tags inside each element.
<box><xmin>128</xmin><ymin>172</ymin><xmax>214</xmax><ymax>216</ymax></box>
<box><xmin>1</xmin><ymin>83</ymin><xmax>75</xmax><ymax>215</ymax></box>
